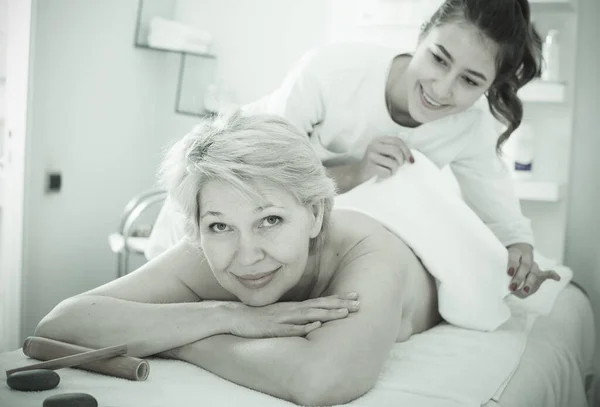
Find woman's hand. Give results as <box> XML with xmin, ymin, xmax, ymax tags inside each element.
<box><xmin>229</xmin><ymin>292</ymin><xmax>360</xmax><ymax>339</ymax></box>
<box><xmin>351</xmin><ymin>136</ymin><xmax>414</xmax><ymax>186</ymax></box>
<box><xmin>507</xmin><ymin>243</ymin><xmax>561</xmax><ymax>298</ymax></box>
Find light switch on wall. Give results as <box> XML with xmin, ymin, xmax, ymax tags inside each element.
<box><xmin>46</xmin><ymin>172</ymin><xmax>61</xmax><ymax>193</ymax></box>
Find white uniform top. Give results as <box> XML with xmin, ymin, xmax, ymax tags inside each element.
<box><xmin>145</xmin><ymin>43</ymin><xmax>533</xmax><ymax>260</ymax></box>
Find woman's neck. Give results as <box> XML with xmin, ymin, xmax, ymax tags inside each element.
<box><xmin>385</xmin><ymin>55</ymin><xmax>421</xmax><ymax>128</ymax></box>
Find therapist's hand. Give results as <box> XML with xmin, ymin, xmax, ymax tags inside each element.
<box><xmin>506</xmin><ymin>243</ymin><xmax>561</xmax><ymax>298</ymax></box>
<box><xmin>352</xmin><ymin>136</ymin><xmax>414</xmax><ymax>186</ymax></box>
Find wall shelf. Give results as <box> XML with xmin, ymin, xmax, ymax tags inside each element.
<box><xmin>135</xmin><ymin>44</ymin><xmax>215</xmax><ymax>59</ymax></box>
<box><xmin>516</xmin><ymin>181</ymin><xmax>566</xmax><ymax>202</ymax></box>
<box><xmin>529</xmin><ymin>0</ymin><xmax>575</xmax><ymax>9</ymax></box>
<box><xmin>519</xmin><ymin>80</ymin><xmax>566</xmax><ymax>103</ymax></box>
<box><xmin>134</xmin><ymin>0</ymin><xmax>217</xmax><ymax>117</ymax></box>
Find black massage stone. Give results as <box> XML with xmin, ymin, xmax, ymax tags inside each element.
<box><xmin>6</xmin><ymin>369</ymin><xmax>60</xmax><ymax>391</ymax></box>
<box><xmin>43</xmin><ymin>393</ymin><xmax>98</xmax><ymax>407</ymax></box>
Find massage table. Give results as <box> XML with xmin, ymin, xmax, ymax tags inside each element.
<box><xmin>0</xmin><ymin>283</ymin><xmax>594</xmax><ymax>407</ymax></box>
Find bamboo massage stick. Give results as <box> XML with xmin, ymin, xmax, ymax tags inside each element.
<box><xmin>18</xmin><ymin>336</ymin><xmax>150</xmax><ymax>381</ymax></box>
<box><xmin>6</xmin><ymin>343</ymin><xmax>127</xmax><ymax>375</ymax></box>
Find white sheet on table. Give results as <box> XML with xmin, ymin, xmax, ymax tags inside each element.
<box><xmin>487</xmin><ymin>284</ymin><xmax>595</xmax><ymax>407</ymax></box>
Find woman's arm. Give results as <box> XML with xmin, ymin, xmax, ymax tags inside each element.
<box><xmin>168</xmin><ymin>336</ymin><xmax>310</xmax><ymax>404</ymax></box>
<box><xmin>167</xmin><ymin>231</ymin><xmax>410</xmax><ymax>406</ymax></box>
<box><xmin>450</xmin><ymin>110</ymin><xmax>534</xmax><ymax>247</ymax></box>
<box><xmin>34</xmin><ymin>240</ymin><xmax>234</xmax><ymax>357</ymax></box>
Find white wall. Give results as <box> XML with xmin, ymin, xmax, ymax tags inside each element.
<box><xmin>564</xmin><ymin>0</ymin><xmax>600</xmax><ymax>374</ymax></box>
<box><xmin>176</xmin><ymin>0</ymin><xmax>328</xmax><ymax>104</ymax></box>
<box><xmin>157</xmin><ymin>0</ymin><xmax>439</xmax><ymax>144</ymax></box>
<box><xmin>0</xmin><ymin>0</ymin><xmax>6</xmax><ymax>352</ymax></box>
<box><xmin>1</xmin><ymin>0</ymin><xmax>32</xmax><ymax>352</ymax></box>
<box><xmin>19</xmin><ymin>0</ymin><xmax>169</xmax><ymax>340</ymax></box>
<box><xmin>0</xmin><ymin>0</ymin><xmax>5</xmax><ymax>127</ymax></box>
<box><xmin>152</xmin><ymin>0</ymin><xmax>330</xmax><ymax>145</ymax></box>
<box><xmin>325</xmin><ymin>0</ymin><xmax>432</xmax><ymax>50</ymax></box>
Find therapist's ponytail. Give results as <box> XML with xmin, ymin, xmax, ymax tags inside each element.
<box><xmin>423</xmin><ymin>0</ymin><xmax>543</xmax><ymax>152</ymax></box>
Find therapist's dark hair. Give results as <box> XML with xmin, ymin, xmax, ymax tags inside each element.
<box><xmin>422</xmin><ymin>0</ymin><xmax>542</xmax><ymax>151</ymax></box>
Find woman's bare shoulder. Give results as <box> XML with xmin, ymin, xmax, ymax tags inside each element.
<box><xmin>324</xmin><ymin>210</ymin><xmax>439</xmax><ymax>335</ymax></box>
<box><xmin>321</xmin><ymin>210</ymin><xmax>415</xmax><ymax>276</ymax></box>
<box><xmin>327</xmin><ymin>209</ymin><xmax>410</xmax><ymax>253</ymax></box>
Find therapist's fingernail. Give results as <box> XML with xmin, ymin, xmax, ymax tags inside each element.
<box><xmin>508</xmin><ymin>268</ymin><xmax>515</xmax><ymax>276</ymax></box>
<box><xmin>509</xmin><ymin>283</ymin><xmax>517</xmax><ymax>291</ymax></box>
<box><xmin>409</xmin><ymin>156</ymin><xmax>415</xmax><ymax>164</ymax></box>
<box><xmin>524</xmin><ymin>286</ymin><xmax>530</xmax><ymax>293</ymax></box>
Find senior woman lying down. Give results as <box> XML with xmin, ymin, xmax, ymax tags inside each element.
<box><xmin>33</xmin><ymin>112</ymin><xmax>556</xmax><ymax>406</ymax></box>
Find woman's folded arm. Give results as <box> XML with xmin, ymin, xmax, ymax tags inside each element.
<box><xmin>34</xmin><ymin>241</ymin><xmax>237</xmax><ymax>357</ymax></box>
<box><xmin>34</xmin><ymin>295</ymin><xmax>237</xmax><ymax>358</ymax></box>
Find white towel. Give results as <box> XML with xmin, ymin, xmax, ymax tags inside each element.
<box><xmin>333</xmin><ymin>150</ymin><xmax>572</xmax><ymax>332</ymax></box>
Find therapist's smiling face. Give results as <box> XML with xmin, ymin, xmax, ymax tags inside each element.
<box><xmin>198</xmin><ymin>179</ymin><xmax>320</xmax><ymax>306</ymax></box>
<box><xmin>405</xmin><ymin>23</ymin><xmax>498</xmax><ymax>123</ymax></box>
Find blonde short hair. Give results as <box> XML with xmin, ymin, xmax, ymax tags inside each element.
<box><xmin>159</xmin><ymin>110</ymin><xmax>336</xmax><ymax>252</ymax></box>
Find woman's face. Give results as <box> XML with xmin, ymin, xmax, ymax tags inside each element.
<box><xmin>404</xmin><ymin>22</ymin><xmax>498</xmax><ymax>123</ymax></box>
<box><xmin>198</xmin><ymin>179</ymin><xmax>323</xmax><ymax>306</ymax></box>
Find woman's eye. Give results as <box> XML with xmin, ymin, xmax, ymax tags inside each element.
<box><xmin>209</xmin><ymin>223</ymin><xmax>230</xmax><ymax>233</ymax></box>
<box><xmin>463</xmin><ymin>76</ymin><xmax>479</xmax><ymax>87</ymax></box>
<box><xmin>261</xmin><ymin>216</ymin><xmax>282</xmax><ymax>227</ymax></box>
<box><xmin>431</xmin><ymin>53</ymin><xmax>447</xmax><ymax>66</ymax></box>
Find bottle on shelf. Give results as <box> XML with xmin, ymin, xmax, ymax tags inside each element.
<box><xmin>502</xmin><ymin>123</ymin><xmax>535</xmax><ymax>180</ymax></box>
<box><xmin>541</xmin><ymin>29</ymin><xmax>560</xmax><ymax>82</ymax></box>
